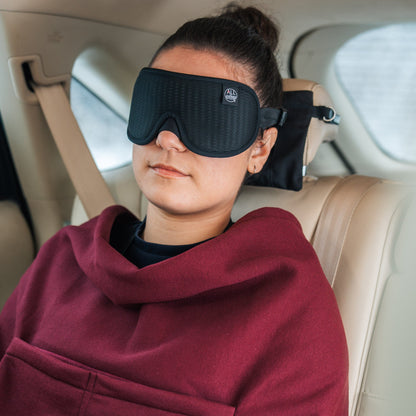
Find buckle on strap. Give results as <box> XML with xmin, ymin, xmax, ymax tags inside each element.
<box><xmin>312</xmin><ymin>106</ymin><xmax>341</xmax><ymax>125</ymax></box>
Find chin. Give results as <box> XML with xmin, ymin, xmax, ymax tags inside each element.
<box><xmin>147</xmin><ymin>194</ymin><xmax>200</xmax><ymax>216</ymax></box>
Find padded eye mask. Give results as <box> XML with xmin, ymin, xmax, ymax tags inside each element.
<box><xmin>127</xmin><ymin>68</ymin><xmax>287</xmax><ymax>158</ymax></box>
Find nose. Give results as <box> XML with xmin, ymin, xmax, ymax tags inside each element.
<box><xmin>156</xmin><ymin>130</ymin><xmax>187</xmax><ymax>153</ymax></box>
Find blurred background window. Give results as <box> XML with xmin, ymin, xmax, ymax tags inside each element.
<box><xmin>335</xmin><ymin>23</ymin><xmax>416</xmax><ymax>164</ymax></box>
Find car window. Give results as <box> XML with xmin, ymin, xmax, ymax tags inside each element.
<box><xmin>70</xmin><ymin>77</ymin><xmax>132</xmax><ymax>171</ymax></box>
<box><xmin>335</xmin><ymin>23</ymin><xmax>416</xmax><ymax>164</ymax></box>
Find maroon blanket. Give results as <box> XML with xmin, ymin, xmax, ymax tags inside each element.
<box><xmin>0</xmin><ymin>206</ymin><xmax>348</xmax><ymax>415</ymax></box>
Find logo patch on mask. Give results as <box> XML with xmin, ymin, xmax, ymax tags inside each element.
<box><xmin>223</xmin><ymin>87</ymin><xmax>239</xmax><ymax>105</ymax></box>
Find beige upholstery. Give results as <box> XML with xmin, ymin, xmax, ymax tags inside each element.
<box><xmin>70</xmin><ymin>79</ymin><xmax>415</xmax><ymax>416</ymax></box>
<box><xmin>282</xmin><ymin>78</ymin><xmax>339</xmax><ymax>166</ymax></box>
<box><xmin>0</xmin><ymin>200</ymin><xmax>34</xmax><ymax>310</ymax></box>
<box><xmin>233</xmin><ymin>176</ymin><xmax>341</xmax><ymax>240</ymax></box>
<box><xmin>356</xmin><ymin>195</ymin><xmax>416</xmax><ymax>416</ymax></box>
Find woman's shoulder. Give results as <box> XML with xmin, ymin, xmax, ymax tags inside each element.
<box><xmin>237</xmin><ymin>206</ymin><xmax>302</xmax><ymax>229</ymax></box>
<box><xmin>229</xmin><ymin>206</ymin><xmax>336</xmax><ymax>307</ymax></box>
<box><xmin>231</xmin><ymin>207</ymin><xmax>311</xmax><ymax>257</ymax></box>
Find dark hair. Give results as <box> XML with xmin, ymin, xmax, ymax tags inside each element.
<box><xmin>150</xmin><ymin>2</ymin><xmax>283</xmax><ymax>108</ymax></box>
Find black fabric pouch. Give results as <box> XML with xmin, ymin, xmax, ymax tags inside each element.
<box><xmin>246</xmin><ymin>90</ymin><xmax>314</xmax><ymax>191</ymax></box>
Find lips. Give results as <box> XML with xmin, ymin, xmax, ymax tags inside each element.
<box><xmin>150</xmin><ymin>163</ymin><xmax>188</xmax><ymax>178</ymax></box>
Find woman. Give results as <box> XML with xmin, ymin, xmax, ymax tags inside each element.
<box><xmin>0</xmin><ymin>4</ymin><xmax>348</xmax><ymax>415</ymax></box>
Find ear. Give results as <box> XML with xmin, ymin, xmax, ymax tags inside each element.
<box><xmin>247</xmin><ymin>127</ymin><xmax>278</xmax><ymax>174</ymax></box>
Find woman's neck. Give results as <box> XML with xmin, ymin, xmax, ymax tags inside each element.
<box><xmin>142</xmin><ymin>203</ymin><xmax>232</xmax><ymax>245</ymax></box>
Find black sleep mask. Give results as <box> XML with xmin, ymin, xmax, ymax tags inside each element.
<box><xmin>127</xmin><ymin>68</ymin><xmax>287</xmax><ymax>158</ymax></box>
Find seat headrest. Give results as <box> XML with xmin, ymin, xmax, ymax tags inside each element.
<box><xmin>283</xmin><ymin>78</ymin><xmax>339</xmax><ymax>166</ymax></box>
<box><xmin>245</xmin><ymin>78</ymin><xmax>340</xmax><ymax>191</ymax></box>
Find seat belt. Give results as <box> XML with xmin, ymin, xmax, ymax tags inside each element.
<box><xmin>312</xmin><ymin>175</ymin><xmax>380</xmax><ymax>286</ymax></box>
<box><xmin>32</xmin><ymin>82</ymin><xmax>116</xmax><ymax>219</ymax></box>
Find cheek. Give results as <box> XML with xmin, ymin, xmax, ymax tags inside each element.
<box><xmin>200</xmin><ymin>156</ymin><xmax>248</xmax><ymax>191</ymax></box>
<box><xmin>132</xmin><ymin>146</ymin><xmax>140</xmax><ymax>174</ymax></box>
<box><xmin>132</xmin><ymin>145</ymin><xmax>148</xmax><ymax>185</ymax></box>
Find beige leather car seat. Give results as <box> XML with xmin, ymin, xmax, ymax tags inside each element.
<box><xmin>71</xmin><ymin>79</ymin><xmax>414</xmax><ymax>416</ymax></box>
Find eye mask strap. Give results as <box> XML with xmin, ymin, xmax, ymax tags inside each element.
<box><xmin>260</xmin><ymin>107</ymin><xmax>288</xmax><ymax>129</ymax></box>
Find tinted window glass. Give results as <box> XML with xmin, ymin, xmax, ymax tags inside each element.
<box><xmin>70</xmin><ymin>78</ymin><xmax>131</xmax><ymax>171</ymax></box>
<box><xmin>335</xmin><ymin>24</ymin><xmax>416</xmax><ymax>163</ymax></box>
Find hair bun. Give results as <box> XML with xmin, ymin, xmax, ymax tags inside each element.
<box><xmin>220</xmin><ymin>2</ymin><xmax>279</xmax><ymax>52</ymax></box>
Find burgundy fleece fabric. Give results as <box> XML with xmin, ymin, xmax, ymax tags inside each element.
<box><xmin>0</xmin><ymin>206</ymin><xmax>348</xmax><ymax>415</ymax></box>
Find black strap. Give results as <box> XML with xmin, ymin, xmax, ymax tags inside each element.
<box><xmin>312</xmin><ymin>106</ymin><xmax>340</xmax><ymax>125</ymax></box>
<box><xmin>260</xmin><ymin>107</ymin><xmax>288</xmax><ymax>129</ymax></box>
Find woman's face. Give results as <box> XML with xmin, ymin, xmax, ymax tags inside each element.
<box><xmin>132</xmin><ymin>46</ymin><xmax>274</xmax><ymax>218</ymax></box>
